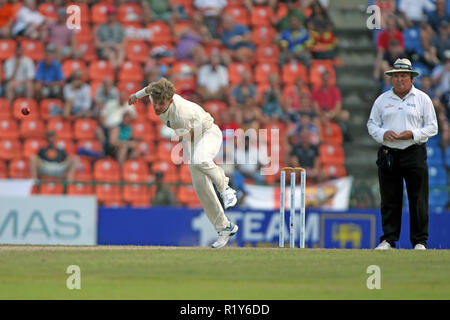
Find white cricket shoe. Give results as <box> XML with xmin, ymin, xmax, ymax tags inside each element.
<box><xmin>375</xmin><ymin>240</ymin><xmax>392</xmax><ymax>250</ymax></box>
<box><xmin>220</xmin><ymin>187</ymin><xmax>237</xmax><ymax>209</ymax></box>
<box><xmin>211</xmin><ymin>223</ymin><xmax>239</xmax><ymax>248</ymax></box>
<box><xmin>414</xmin><ymin>244</ymin><xmax>426</xmax><ymax>250</ymax></box>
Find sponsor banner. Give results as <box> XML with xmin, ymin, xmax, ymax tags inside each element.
<box><xmin>0</xmin><ymin>179</ymin><xmax>34</xmax><ymax>196</ymax></box>
<box><xmin>0</xmin><ymin>196</ymin><xmax>97</xmax><ymax>245</ymax></box>
<box><xmin>244</xmin><ymin>177</ymin><xmax>353</xmax><ymax>211</ymax></box>
<box><xmin>98</xmin><ymin>207</ymin><xmax>450</xmax><ymax>249</ymax></box>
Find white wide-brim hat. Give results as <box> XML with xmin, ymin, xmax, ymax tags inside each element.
<box><xmin>385</xmin><ymin>58</ymin><xmax>420</xmax><ymax>77</ymax></box>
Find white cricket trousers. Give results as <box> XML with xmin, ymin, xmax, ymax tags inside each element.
<box><xmin>189</xmin><ymin>124</ymin><xmax>231</xmax><ymax>232</ymax></box>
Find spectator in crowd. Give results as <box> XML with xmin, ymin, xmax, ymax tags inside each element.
<box><xmin>375</xmin><ymin>39</ymin><xmax>408</xmax><ymax>84</ymax></box>
<box><xmin>30</xmin><ymin>130</ymin><xmax>80</xmax><ymax>183</ymax></box>
<box><xmin>276</xmin><ymin>0</ymin><xmax>305</xmax><ymax>32</ymax></box>
<box><xmin>244</xmin><ymin>0</ymin><xmax>277</xmax><ymax>11</ymax></box>
<box><xmin>261</xmin><ymin>73</ymin><xmax>284</xmax><ymax>121</ymax></box>
<box><xmin>311</xmin><ymin>70</ymin><xmax>351</xmax><ymax>141</ymax></box>
<box><xmin>279</xmin><ymin>16</ymin><xmax>312</xmax><ymax>67</ymax></box>
<box><xmin>144</xmin><ymin>46</ymin><xmax>172</xmax><ymax>81</ymax></box>
<box><xmin>152</xmin><ymin>171</ymin><xmax>177</xmax><ymax>206</ymax></box>
<box><xmin>109</xmin><ymin>111</ymin><xmax>140</xmax><ymax>166</ymax></box>
<box><xmin>46</xmin><ymin>7</ymin><xmax>76</xmax><ymax>60</ymax></box>
<box><xmin>229</xmin><ymin>71</ymin><xmax>256</xmax><ymax>107</ymax></box>
<box><xmin>62</xmin><ymin>70</ymin><xmax>92</xmax><ymax>119</ymax></box>
<box><xmin>306</xmin><ymin>0</ymin><xmax>333</xmax><ymax>31</ymax></box>
<box><xmin>11</xmin><ymin>0</ymin><xmax>47</xmax><ymax>40</ymax></box>
<box><xmin>309</xmin><ymin>20</ymin><xmax>337</xmax><ymax>60</ymax></box>
<box><xmin>220</xmin><ymin>13</ymin><xmax>255</xmax><ymax>63</ymax></box>
<box><xmin>241</xmin><ymin>98</ymin><xmax>265</xmax><ymax>130</ymax></box>
<box><xmin>174</xmin><ymin>11</ymin><xmax>210</xmax><ymax>66</ymax></box>
<box><xmin>376</xmin><ymin>15</ymin><xmax>404</xmax><ymax>54</ymax></box>
<box><xmin>94</xmin><ymin>6</ymin><xmax>126</xmax><ymax>71</ymax></box>
<box><xmin>397</xmin><ymin>0</ymin><xmax>435</xmax><ymax>27</ymax></box>
<box><xmin>235</xmin><ymin>135</ymin><xmax>267</xmax><ymax>185</ymax></box>
<box><xmin>431</xmin><ymin>49</ymin><xmax>450</xmax><ymax>98</ymax></box>
<box><xmin>288</xmin><ymin>111</ymin><xmax>321</xmax><ymax>146</ymax></box>
<box><xmin>288</xmin><ymin>129</ymin><xmax>325</xmax><ymax>184</ymax></box>
<box><xmin>95</xmin><ymin>77</ymin><xmax>119</xmax><ymax>112</ymax></box>
<box><xmin>427</xmin><ymin>0</ymin><xmax>450</xmax><ymax>33</ymax></box>
<box><xmin>282</xmin><ymin>77</ymin><xmax>313</xmax><ymax>117</ymax></box>
<box><xmin>34</xmin><ymin>45</ymin><xmax>65</xmax><ymax>100</ymax></box>
<box><xmin>141</xmin><ymin>0</ymin><xmax>179</xmax><ymax>26</ymax></box>
<box><xmin>4</xmin><ymin>44</ymin><xmax>35</xmax><ymax>103</ymax></box>
<box><xmin>194</xmin><ymin>0</ymin><xmax>227</xmax><ymax>39</ymax></box>
<box><xmin>430</xmin><ymin>20</ymin><xmax>450</xmax><ymax>63</ymax></box>
<box><xmin>0</xmin><ymin>0</ymin><xmax>13</xmax><ymax>38</ymax></box>
<box><xmin>197</xmin><ymin>53</ymin><xmax>229</xmax><ymax>102</ymax></box>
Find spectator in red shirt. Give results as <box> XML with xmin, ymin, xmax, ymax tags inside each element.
<box><xmin>377</xmin><ymin>17</ymin><xmax>404</xmax><ymax>53</ymax></box>
<box><xmin>312</xmin><ymin>70</ymin><xmax>351</xmax><ymax>141</ymax></box>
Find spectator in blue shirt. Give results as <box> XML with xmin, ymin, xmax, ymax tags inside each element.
<box><xmin>427</xmin><ymin>0</ymin><xmax>449</xmax><ymax>33</ymax></box>
<box><xmin>229</xmin><ymin>71</ymin><xmax>256</xmax><ymax>107</ymax></box>
<box><xmin>279</xmin><ymin>16</ymin><xmax>312</xmax><ymax>66</ymax></box>
<box><xmin>34</xmin><ymin>45</ymin><xmax>64</xmax><ymax>100</ymax></box>
<box><xmin>220</xmin><ymin>14</ymin><xmax>255</xmax><ymax>63</ymax></box>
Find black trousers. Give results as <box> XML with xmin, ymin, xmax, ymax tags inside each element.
<box><xmin>377</xmin><ymin>144</ymin><xmax>429</xmax><ymax>248</ymax></box>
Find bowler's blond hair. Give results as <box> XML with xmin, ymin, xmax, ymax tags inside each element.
<box><xmin>146</xmin><ymin>78</ymin><xmax>176</xmax><ymax>103</ymax></box>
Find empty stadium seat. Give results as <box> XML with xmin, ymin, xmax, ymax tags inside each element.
<box><xmin>23</xmin><ymin>138</ymin><xmax>47</xmax><ymax>158</ymax></box>
<box><xmin>76</xmin><ymin>139</ymin><xmax>102</xmax><ymax>155</ymax></box>
<box><xmin>0</xmin><ymin>39</ymin><xmax>16</xmax><ymax>60</ymax></box>
<box><xmin>122</xmin><ymin>159</ymin><xmax>149</xmax><ymax>182</ymax></box>
<box><xmin>0</xmin><ymin>139</ymin><xmax>21</xmax><ymax>160</ymax></box>
<box><xmin>118</xmin><ymin>2</ymin><xmax>143</xmax><ymax>25</ymax></box>
<box><xmin>426</xmin><ymin>145</ymin><xmax>443</xmax><ymax>165</ymax></box>
<box><xmin>39</xmin><ymin>181</ymin><xmax>64</xmax><ymax>195</ymax></box>
<box><xmin>147</xmin><ymin>21</ymin><xmax>173</xmax><ymax>44</ymax></box>
<box><xmin>255</xmin><ymin>63</ymin><xmax>279</xmax><ymax>84</ymax></box>
<box><xmin>20</xmin><ymin>39</ymin><xmax>44</xmax><ymax>62</ymax></box>
<box><xmin>322</xmin><ymin>164</ymin><xmax>347</xmax><ymax>179</ymax></box>
<box><xmin>177</xmin><ymin>185</ymin><xmax>202</xmax><ymax>208</ymax></box>
<box><xmin>62</xmin><ymin>59</ymin><xmax>88</xmax><ymax>80</ymax></box>
<box><xmin>256</xmin><ymin>44</ymin><xmax>280</xmax><ymax>64</ymax></box>
<box><xmin>47</xmin><ymin>119</ymin><xmax>73</xmax><ymax>139</ymax></box>
<box><xmin>137</xmin><ymin>139</ymin><xmax>157</xmax><ymax>163</ymax></box>
<box><xmin>152</xmin><ymin>159</ymin><xmax>178</xmax><ymax>183</ymax></box>
<box><xmin>403</xmin><ymin>27</ymin><xmax>424</xmax><ymax>55</ymax></box>
<box><xmin>8</xmin><ymin>158</ymin><xmax>31</xmax><ymax>179</ymax></box>
<box><xmin>252</xmin><ymin>26</ymin><xmax>276</xmax><ymax>46</ymax></box>
<box><xmin>0</xmin><ymin>160</ymin><xmax>6</xmax><ymax>178</ymax></box>
<box><xmin>67</xmin><ymin>182</ymin><xmax>94</xmax><ymax>195</ymax></box>
<box><xmin>76</xmin><ymin>41</ymin><xmax>98</xmax><ymax>62</ymax></box>
<box><xmin>228</xmin><ymin>62</ymin><xmax>252</xmax><ymax>85</ymax></box>
<box><xmin>178</xmin><ymin>164</ymin><xmax>192</xmax><ymax>184</ymax></box>
<box><xmin>73</xmin><ymin>118</ymin><xmax>98</xmax><ymax>140</ymax></box>
<box><xmin>0</xmin><ymin>119</ymin><xmax>19</xmax><ymax>139</ymax></box>
<box><xmin>90</xmin><ymin>2</ymin><xmax>108</xmax><ymax>25</ymax></box>
<box><xmin>319</xmin><ymin>144</ymin><xmax>345</xmax><ymax>166</ymax></box>
<box><xmin>94</xmin><ymin>158</ymin><xmax>121</xmax><ymax>182</ymax></box>
<box><xmin>55</xmin><ymin>139</ymin><xmax>76</xmax><ymax>156</ymax></box>
<box><xmin>38</xmin><ymin>2</ymin><xmax>57</xmax><ymax>22</ymax></box>
<box><xmin>428</xmin><ymin>165</ymin><xmax>447</xmax><ymax>187</ymax></box>
<box><xmin>132</xmin><ymin>119</ymin><xmax>155</xmax><ymax>141</ymax></box>
<box><xmin>309</xmin><ymin>60</ymin><xmax>336</xmax><ymax>88</ymax></box>
<box><xmin>250</xmin><ymin>6</ymin><xmax>274</xmax><ymax>27</ymax></box>
<box><xmin>89</xmin><ymin>60</ymin><xmax>114</xmax><ymax>82</ymax></box>
<box><xmin>117</xmin><ymin>80</ymin><xmax>142</xmax><ymax>97</ymax></box>
<box><xmin>13</xmin><ymin>98</ymin><xmax>39</xmax><ymax>120</ymax></box>
<box><xmin>0</xmin><ymin>99</ymin><xmax>10</xmax><ymax>120</ymax></box>
<box><xmin>320</xmin><ymin>122</ymin><xmax>343</xmax><ymax>145</ymax></box>
<box><xmin>96</xmin><ymin>183</ymin><xmax>123</xmax><ymax>206</ymax></box>
<box><xmin>282</xmin><ymin>61</ymin><xmax>308</xmax><ymax>85</ymax></box>
<box><xmin>204</xmin><ymin>100</ymin><xmax>227</xmax><ymax>120</ymax></box>
<box><xmin>123</xmin><ymin>184</ymin><xmax>151</xmax><ymax>207</ymax></box>
<box><xmin>118</xmin><ymin>61</ymin><xmax>144</xmax><ymax>82</ymax></box>
<box><xmin>126</xmin><ymin>40</ymin><xmax>149</xmax><ymax>63</ymax></box>
<box><xmin>19</xmin><ymin>119</ymin><xmax>46</xmax><ymax>139</ymax></box>
<box><xmin>224</xmin><ymin>5</ymin><xmax>249</xmax><ymax>26</ymax></box>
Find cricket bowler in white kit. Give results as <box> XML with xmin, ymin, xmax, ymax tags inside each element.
<box><xmin>128</xmin><ymin>78</ymin><xmax>238</xmax><ymax>248</ymax></box>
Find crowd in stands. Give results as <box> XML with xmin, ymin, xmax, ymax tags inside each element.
<box><xmin>0</xmin><ymin>0</ymin><xmax>350</xmax><ymax>208</ymax></box>
<box><xmin>371</xmin><ymin>0</ymin><xmax>450</xmax><ymax>211</ymax></box>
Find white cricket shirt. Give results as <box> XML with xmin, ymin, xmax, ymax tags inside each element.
<box><xmin>158</xmin><ymin>94</ymin><xmax>214</xmax><ymax>136</ymax></box>
<box><xmin>367</xmin><ymin>86</ymin><xmax>438</xmax><ymax>149</ymax></box>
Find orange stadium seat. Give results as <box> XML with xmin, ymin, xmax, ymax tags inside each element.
<box><xmin>255</xmin><ymin>63</ymin><xmax>279</xmax><ymax>84</ymax></box>
<box><xmin>0</xmin><ymin>119</ymin><xmax>19</xmax><ymax>139</ymax></box>
<box><xmin>252</xmin><ymin>26</ymin><xmax>276</xmax><ymax>45</ymax></box>
<box><xmin>0</xmin><ymin>139</ymin><xmax>21</xmax><ymax>160</ymax></box>
<box><xmin>40</xmin><ymin>99</ymin><xmax>64</xmax><ymax>120</ymax></box>
<box><xmin>319</xmin><ymin>144</ymin><xmax>345</xmax><ymax>166</ymax></box>
<box><xmin>13</xmin><ymin>98</ymin><xmax>39</xmax><ymax>120</ymax></box>
<box><xmin>255</xmin><ymin>83</ymin><xmax>269</xmax><ymax>104</ymax></box>
<box><xmin>131</xmin><ymin>119</ymin><xmax>155</xmax><ymax>141</ymax></box>
<box><xmin>322</xmin><ymin>164</ymin><xmax>347</xmax><ymax>179</ymax></box>
<box><xmin>55</xmin><ymin>139</ymin><xmax>76</xmax><ymax>156</ymax></box>
<box><xmin>152</xmin><ymin>160</ymin><xmax>178</xmax><ymax>183</ymax></box>
<box><xmin>117</xmin><ymin>80</ymin><xmax>142</xmax><ymax>97</ymax></box>
<box><xmin>282</xmin><ymin>61</ymin><xmax>308</xmax><ymax>85</ymax></box>
<box><xmin>0</xmin><ymin>160</ymin><xmax>6</xmax><ymax>178</ymax></box>
<box><xmin>173</xmin><ymin>21</ymin><xmax>192</xmax><ymax>36</ymax></box>
<box><xmin>147</xmin><ymin>21</ymin><xmax>173</xmax><ymax>44</ymax></box>
<box><xmin>147</xmin><ymin>103</ymin><xmax>160</xmax><ymax>124</ymax></box>
<box><xmin>76</xmin><ymin>41</ymin><xmax>97</xmax><ymax>62</ymax></box>
<box><xmin>47</xmin><ymin>119</ymin><xmax>73</xmax><ymax>139</ymax></box>
<box><xmin>228</xmin><ymin>62</ymin><xmax>251</xmax><ymax>85</ymax></box>
<box><xmin>132</xmin><ymin>100</ymin><xmax>147</xmax><ymax>119</ymax></box>
<box><xmin>309</xmin><ymin>60</ymin><xmax>336</xmax><ymax>88</ymax></box>
<box><xmin>38</xmin><ymin>3</ymin><xmax>57</xmax><ymax>22</ymax></box>
<box><xmin>178</xmin><ymin>164</ymin><xmax>192</xmax><ymax>184</ymax></box>
<box><xmin>19</xmin><ymin>119</ymin><xmax>46</xmax><ymax>139</ymax></box>
<box><xmin>75</xmin><ymin>26</ymin><xmax>94</xmax><ymax>43</ymax></box>
<box><xmin>62</xmin><ymin>59</ymin><xmax>88</xmax><ymax>80</ymax></box>
<box><xmin>89</xmin><ymin>60</ymin><xmax>114</xmax><ymax>82</ymax></box>
<box><xmin>90</xmin><ymin>80</ymin><xmax>103</xmax><ymax>99</ymax></box>
<box><xmin>204</xmin><ymin>100</ymin><xmax>227</xmax><ymax>120</ymax></box>
<box><xmin>123</xmin><ymin>183</ymin><xmax>151</xmax><ymax>207</ymax></box>
<box><xmin>67</xmin><ymin>182</ymin><xmax>94</xmax><ymax>195</ymax></box>
<box><xmin>224</xmin><ymin>5</ymin><xmax>249</xmax><ymax>26</ymax></box>
<box><xmin>39</xmin><ymin>181</ymin><xmax>64</xmax><ymax>195</ymax></box>
<box><xmin>126</xmin><ymin>40</ymin><xmax>149</xmax><ymax>63</ymax></box>
<box><xmin>74</xmin><ymin>156</ymin><xmax>93</xmax><ymax>181</ymax></box>
<box><xmin>94</xmin><ymin>158</ymin><xmax>121</xmax><ymax>182</ymax></box>
<box><xmin>277</xmin><ymin>2</ymin><xmax>288</xmax><ymax>20</ymax></box>
<box><xmin>73</xmin><ymin>118</ymin><xmax>98</xmax><ymax>140</ymax></box>
<box><xmin>0</xmin><ymin>39</ymin><xmax>16</xmax><ymax>60</ymax></box>
<box><xmin>20</xmin><ymin>39</ymin><xmax>44</xmax><ymax>62</ymax></box>
<box><xmin>76</xmin><ymin>139</ymin><xmax>102</xmax><ymax>155</ymax></box>
<box><xmin>320</xmin><ymin>122</ymin><xmax>343</xmax><ymax>145</ymax></box>
<box><xmin>122</xmin><ymin>159</ymin><xmax>149</xmax><ymax>183</ymax></box>
<box><xmin>156</xmin><ymin>141</ymin><xmax>177</xmax><ymax>163</ymax></box>
<box><xmin>137</xmin><ymin>139</ymin><xmax>157</xmax><ymax>163</ymax></box>
<box><xmin>250</xmin><ymin>6</ymin><xmax>274</xmax><ymax>27</ymax></box>
<box><xmin>0</xmin><ymin>99</ymin><xmax>10</xmax><ymax>119</ymax></box>
<box><xmin>90</xmin><ymin>2</ymin><xmax>108</xmax><ymax>25</ymax></box>
<box><xmin>118</xmin><ymin>2</ymin><xmax>143</xmax><ymax>25</ymax></box>
<box><xmin>96</xmin><ymin>183</ymin><xmax>123</xmax><ymax>206</ymax></box>
<box><xmin>8</xmin><ymin>158</ymin><xmax>31</xmax><ymax>179</ymax></box>
<box><xmin>256</xmin><ymin>44</ymin><xmax>279</xmax><ymax>64</ymax></box>
<box><xmin>118</xmin><ymin>61</ymin><xmax>143</xmax><ymax>82</ymax></box>
<box><xmin>177</xmin><ymin>185</ymin><xmax>201</xmax><ymax>208</ymax></box>
<box><xmin>23</xmin><ymin>138</ymin><xmax>47</xmax><ymax>158</ymax></box>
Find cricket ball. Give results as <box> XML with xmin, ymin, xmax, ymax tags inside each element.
<box><xmin>21</xmin><ymin>107</ymin><xmax>31</xmax><ymax>115</ymax></box>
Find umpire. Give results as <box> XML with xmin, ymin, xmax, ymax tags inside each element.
<box><xmin>367</xmin><ymin>58</ymin><xmax>438</xmax><ymax>250</ymax></box>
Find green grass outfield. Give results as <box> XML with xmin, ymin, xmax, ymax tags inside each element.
<box><xmin>0</xmin><ymin>246</ymin><xmax>449</xmax><ymax>300</ymax></box>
